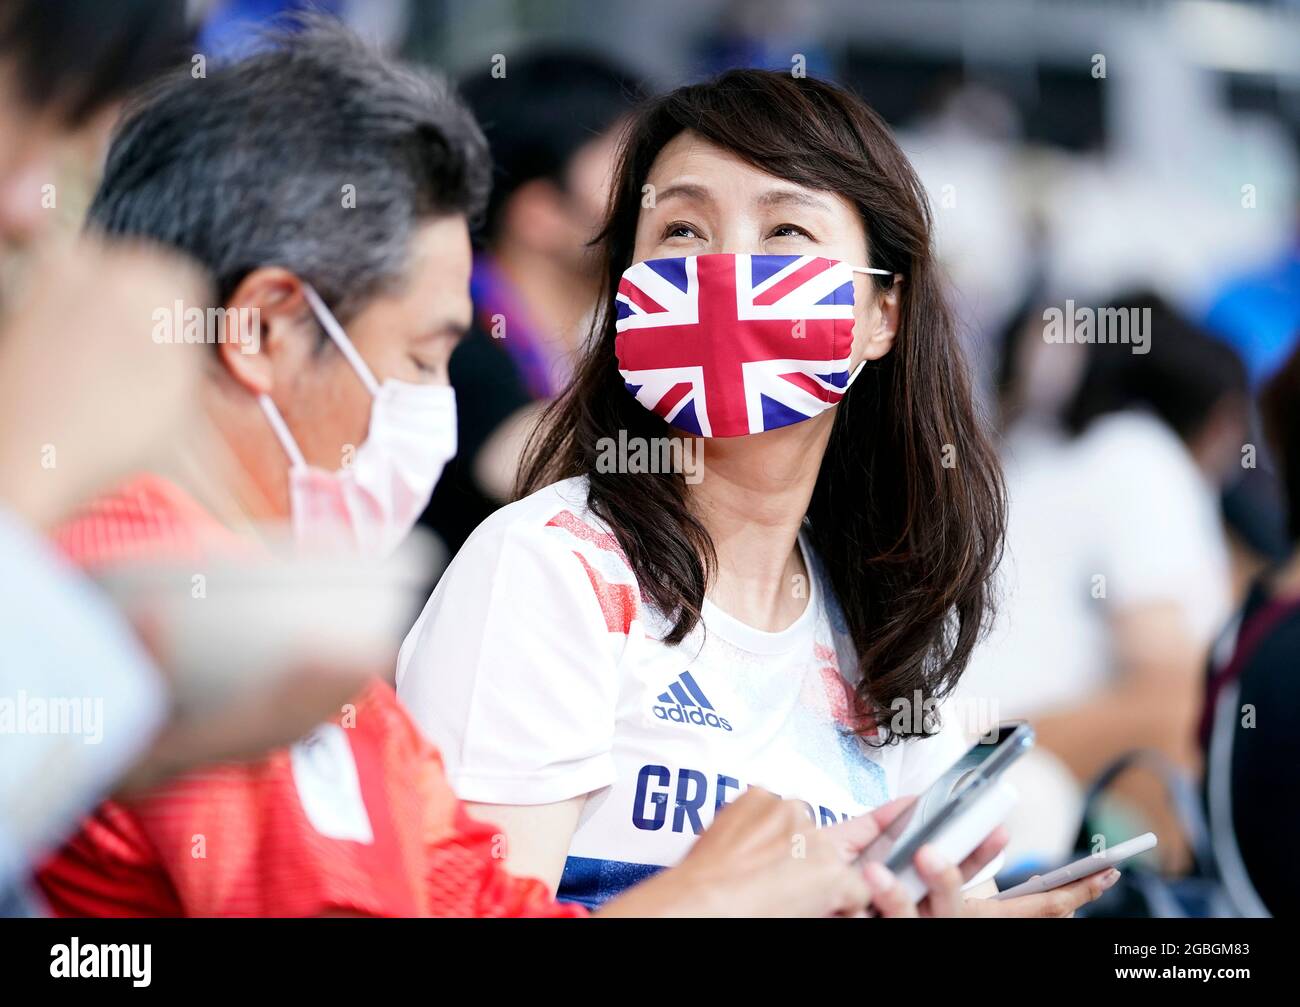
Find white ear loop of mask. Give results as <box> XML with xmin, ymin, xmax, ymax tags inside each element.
<box><xmin>257</xmin><ymin>283</ymin><xmax>381</xmax><ymax>468</ymax></box>
<box><xmin>845</xmin><ymin>265</ymin><xmax>896</xmax><ymax>386</ymax></box>
<box><xmin>299</xmin><ymin>284</ymin><xmax>382</xmax><ymax>397</ymax></box>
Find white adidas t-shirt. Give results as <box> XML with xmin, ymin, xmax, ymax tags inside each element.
<box><xmin>397</xmin><ymin>476</ymin><xmax>969</xmax><ymax>909</ymax></box>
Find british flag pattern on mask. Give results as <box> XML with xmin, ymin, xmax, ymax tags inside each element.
<box><xmin>613</xmin><ymin>253</ymin><xmax>860</xmax><ymax>438</ymax></box>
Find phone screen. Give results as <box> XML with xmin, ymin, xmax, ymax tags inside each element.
<box><xmin>856</xmin><ymin>722</ymin><xmax>1031</xmax><ymax>869</ymax></box>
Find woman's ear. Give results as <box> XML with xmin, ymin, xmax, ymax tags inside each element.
<box><xmin>856</xmin><ymin>275</ymin><xmax>904</xmax><ymax>363</ymax></box>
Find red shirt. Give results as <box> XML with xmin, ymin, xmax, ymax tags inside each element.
<box><xmin>36</xmin><ymin>475</ymin><xmax>584</xmax><ymax>919</ymax></box>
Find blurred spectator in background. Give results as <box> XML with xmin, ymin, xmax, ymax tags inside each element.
<box><xmin>419</xmin><ymin>50</ymin><xmax>637</xmax><ymax>557</ymax></box>
<box><xmin>1200</xmin><ymin>199</ymin><xmax>1300</xmax><ymax>568</ymax></box>
<box><xmin>694</xmin><ymin>0</ymin><xmax>834</xmax><ymax>79</ymax></box>
<box><xmin>197</xmin><ymin>0</ymin><xmax>411</xmax><ymax>61</ymax></box>
<box><xmin>960</xmin><ymin>293</ymin><xmax>1249</xmax><ymax>870</ymax></box>
<box><xmin>1200</xmin><ymin>341</ymin><xmax>1300</xmax><ymax>917</ymax></box>
<box><xmin>1203</xmin><ymin>202</ymin><xmax>1300</xmax><ymax>390</ymax></box>
<box><xmin>899</xmin><ymin>81</ymin><xmax>1038</xmax><ymax>395</ymax></box>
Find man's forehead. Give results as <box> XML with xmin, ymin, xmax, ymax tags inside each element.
<box><xmin>401</xmin><ymin>215</ymin><xmax>473</xmax><ymax>324</ymax></box>
<box><xmin>408</xmin><ymin>215</ymin><xmax>472</xmax><ymax>276</ymax></box>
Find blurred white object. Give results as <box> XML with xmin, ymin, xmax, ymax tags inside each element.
<box><xmin>95</xmin><ymin>529</ymin><xmax>443</xmax><ymax>716</ymax></box>
<box><xmin>0</xmin><ymin>509</ymin><xmax>165</xmax><ymax>888</ymax></box>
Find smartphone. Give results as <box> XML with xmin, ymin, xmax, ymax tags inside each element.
<box><xmin>856</xmin><ymin>721</ymin><xmax>1034</xmax><ymax>874</ymax></box>
<box><xmin>992</xmin><ymin>832</ymin><xmax>1158</xmax><ymax>900</ymax></box>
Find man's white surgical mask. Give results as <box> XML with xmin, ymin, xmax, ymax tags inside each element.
<box><xmin>257</xmin><ymin>284</ymin><xmax>457</xmax><ymax>558</ymax></box>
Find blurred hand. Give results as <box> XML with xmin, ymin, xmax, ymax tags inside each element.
<box><xmin>0</xmin><ymin>236</ymin><xmax>212</xmax><ymax>525</ymax></box>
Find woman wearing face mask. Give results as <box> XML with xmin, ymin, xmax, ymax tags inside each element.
<box><xmin>397</xmin><ymin>70</ymin><xmax>1108</xmax><ymax>917</ymax></box>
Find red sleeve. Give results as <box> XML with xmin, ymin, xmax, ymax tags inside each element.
<box><xmin>39</xmin><ymin>684</ymin><xmax>585</xmax><ymax>918</ymax></box>
<box><xmin>423</xmin><ymin>803</ymin><xmax>587</xmax><ymax>919</ymax></box>
<box><xmin>36</xmin><ymin>801</ymin><xmax>184</xmax><ymax>917</ymax></box>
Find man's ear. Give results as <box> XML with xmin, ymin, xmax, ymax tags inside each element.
<box><xmin>859</xmin><ymin>275</ymin><xmax>904</xmax><ymax>363</ymax></box>
<box><xmin>216</xmin><ymin>267</ymin><xmax>314</xmax><ymax>395</ymax></box>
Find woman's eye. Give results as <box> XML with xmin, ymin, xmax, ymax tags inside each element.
<box><xmin>770</xmin><ymin>223</ymin><xmax>812</xmax><ymax>239</ymax></box>
<box><xmin>663</xmin><ymin>221</ymin><xmax>702</xmax><ymax>240</ymax></box>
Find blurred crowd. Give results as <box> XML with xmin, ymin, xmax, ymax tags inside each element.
<box><xmin>2</xmin><ymin>0</ymin><xmax>1297</xmax><ymax>919</ymax></box>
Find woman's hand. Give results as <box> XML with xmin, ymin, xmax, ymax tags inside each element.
<box><xmin>846</xmin><ymin>820</ymin><xmax>1010</xmax><ymax>918</ymax></box>
<box><xmin>965</xmin><ymin>868</ymin><xmax>1120</xmax><ymax>917</ymax></box>
<box><xmin>851</xmin><ymin>822</ymin><xmax>1116</xmax><ymax>918</ymax></box>
<box><xmin>600</xmin><ymin>788</ymin><xmax>875</xmax><ymax>917</ymax></box>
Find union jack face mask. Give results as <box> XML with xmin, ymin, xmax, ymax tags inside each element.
<box><xmin>613</xmin><ymin>253</ymin><xmax>893</xmax><ymax>438</ymax></box>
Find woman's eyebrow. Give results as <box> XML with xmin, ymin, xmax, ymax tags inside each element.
<box><xmin>757</xmin><ymin>189</ymin><xmax>833</xmax><ymax>212</ymax></box>
<box><xmin>654</xmin><ymin>182</ymin><xmax>714</xmax><ymax>206</ymax></box>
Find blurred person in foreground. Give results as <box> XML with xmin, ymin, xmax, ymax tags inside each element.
<box><xmin>2</xmin><ymin>1</ymin><xmax>415</xmax><ymax>920</ymax></box>
<box><xmin>420</xmin><ymin>51</ymin><xmax>636</xmax><ymax>556</ymax></box>
<box><xmin>35</xmin><ymin>18</ymin><xmax>955</xmax><ymax>918</ymax></box>
<box><xmin>961</xmin><ymin>294</ymin><xmax>1249</xmax><ymax>868</ymax></box>
<box><xmin>0</xmin><ymin>0</ymin><xmax>226</xmax><ymax>913</ymax></box>
<box><xmin>1199</xmin><ymin>340</ymin><xmax>1300</xmax><ymax>916</ymax></box>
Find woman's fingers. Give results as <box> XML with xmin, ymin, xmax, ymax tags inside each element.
<box><xmin>916</xmin><ymin>845</ymin><xmax>968</xmax><ymax>917</ymax></box>
<box><xmin>824</xmin><ymin>796</ymin><xmax>914</xmax><ymax>860</ymax></box>
<box><xmin>869</xmin><ymin>796</ymin><xmax>917</xmax><ymax>830</ymax></box>
<box><xmin>959</xmin><ymin>826</ymin><xmax>1009</xmax><ymax>882</ymax></box>
<box><xmin>864</xmin><ymin>862</ymin><xmax>920</xmax><ymax>918</ymax></box>
<box><xmin>970</xmin><ymin>868</ymin><xmax>1121</xmax><ymax>917</ymax></box>
<box><xmin>827</xmin><ymin>862</ymin><xmax>874</xmax><ymax>917</ymax></box>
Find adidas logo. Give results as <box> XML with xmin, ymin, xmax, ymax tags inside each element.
<box><xmin>652</xmin><ymin>671</ymin><xmax>732</xmax><ymax>731</ymax></box>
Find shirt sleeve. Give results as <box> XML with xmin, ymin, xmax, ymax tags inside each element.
<box><xmin>35</xmin><ymin>802</ymin><xmax>184</xmax><ymax>917</ymax></box>
<box><xmin>398</xmin><ymin>514</ymin><xmax>626</xmax><ymax>806</ymax></box>
<box><xmin>423</xmin><ymin>803</ymin><xmax>587</xmax><ymax>918</ymax></box>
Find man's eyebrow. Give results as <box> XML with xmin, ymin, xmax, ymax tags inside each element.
<box><xmin>416</xmin><ymin>318</ymin><xmax>470</xmax><ymax>340</ymax></box>
<box><xmin>654</xmin><ymin>182</ymin><xmax>715</xmax><ymax>206</ymax></box>
<box><xmin>757</xmin><ymin>188</ymin><xmax>834</xmax><ymax>212</ymax></box>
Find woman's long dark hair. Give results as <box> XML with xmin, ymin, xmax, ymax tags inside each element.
<box><xmin>517</xmin><ymin>69</ymin><xmax>1005</xmax><ymax>742</ymax></box>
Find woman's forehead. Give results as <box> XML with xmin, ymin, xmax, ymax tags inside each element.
<box><xmin>640</xmin><ymin>132</ymin><xmax>861</xmax><ymax>229</ymax></box>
